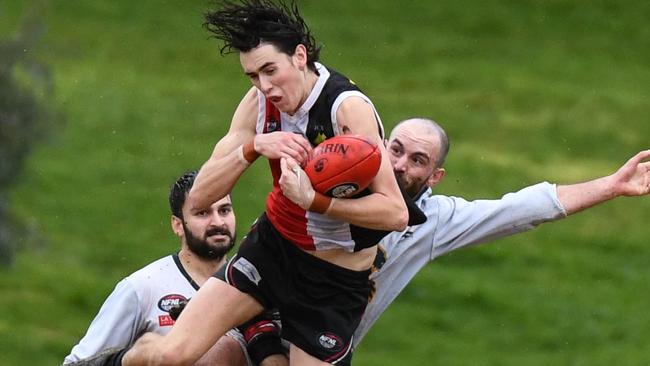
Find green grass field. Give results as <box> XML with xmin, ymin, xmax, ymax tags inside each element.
<box><xmin>2</xmin><ymin>0</ymin><xmax>650</xmax><ymax>365</ymax></box>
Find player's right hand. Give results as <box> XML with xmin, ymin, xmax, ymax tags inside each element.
<box><xmin>253</xmin><ymin>132</ymin><xmax>312</xmax><ymax>163</ymax></box>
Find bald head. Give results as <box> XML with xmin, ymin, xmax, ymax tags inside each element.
<box><xmin>390</xmin><ymin>118</ymin><xmax>449</xmax><ymax>168</ymax></box>
<box><xmin>387</xmin><ymin>117</ymin><xmax>450</xmax><ymax>196</ymax></box>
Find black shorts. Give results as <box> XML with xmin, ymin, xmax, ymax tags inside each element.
<box><xmin>215</xmin><ymin>213</ymin><xmax>371</xmax><ymax>365</ymax></box>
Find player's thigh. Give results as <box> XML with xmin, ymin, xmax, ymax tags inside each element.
<box><xmin>289</xmin><ymin>344</ymin><xmax>331</xmax><ymax>366</ymax></box>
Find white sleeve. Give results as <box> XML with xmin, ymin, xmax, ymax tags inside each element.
<box><xmin>63</xmin><ymin>279</ymin><xmax>144</xmax><ymax>364</ymax></box>
<box><xmin>430</xmin><ymin>182</ymin><xmax>567</xmax><ymax>259</ymax></box>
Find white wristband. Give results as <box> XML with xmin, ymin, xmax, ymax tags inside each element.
<box><xmin>236</xmin><ymin>145</ymin><xmax>251</xmax><ymax>167</ymax></box>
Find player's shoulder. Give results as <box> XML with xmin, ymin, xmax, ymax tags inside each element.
<box><xmin>126</xmin><ymin>254</ymin><xmax>177</xmax><ymax>283</ymax></box>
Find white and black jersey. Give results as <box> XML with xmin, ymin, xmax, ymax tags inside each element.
<box><xmin>259</xmin><ymin>62</ymin><xmax>389</xmax><ymax>253</ymax></box>
<box><xmin>354</xmin><ymin>182</ymin><xmax>568</xmax><ymax>345</ymax></box>
<box><xmin>63</xmin><ymin>254</ymin><xmax>249</xmax><ymax>364</ymax></box>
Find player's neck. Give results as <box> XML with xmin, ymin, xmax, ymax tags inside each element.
<box><xmin>177</xmin><ymin>248</ymin><xmax>226</xmax><ymax>286</ymax></box>
<box><xmin>291</xmin><ymin>70</ymin><xmax>319</xmax><ymax>115</ymax></box>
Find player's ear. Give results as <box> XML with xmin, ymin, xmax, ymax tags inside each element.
<box><xmin>171</xmin><ymin>215</ymin><xmax>184</xmax><ymax>237</ymax></box>
<box><xmin>293</xmin><ymin>44</ymin><xmax>308</xmax><ymax>70</ymax></box>
<box><xmin>428</xmin><ymin>167</ymin><xmax>445</xmax><ymax>188</ymax></box>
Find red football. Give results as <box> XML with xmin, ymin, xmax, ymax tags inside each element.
<box><xmin>303</xmin><ymin>135</ymin><xmax>382</xmax><ymax>198</ymax></box>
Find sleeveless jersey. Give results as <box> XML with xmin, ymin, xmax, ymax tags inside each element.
<box><xmin>257</xmin><ymin>62</ymin><xmax>385</xmax><ymax>252</ymax></box>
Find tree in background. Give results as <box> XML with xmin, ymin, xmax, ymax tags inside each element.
<box><xmin>0</xmin><ymin>1</ymin><xmax>59</xmax><ymax>266</ymax></box>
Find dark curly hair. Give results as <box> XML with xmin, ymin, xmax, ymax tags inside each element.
<box><xmin>169</xmin><ymin>170</ymin><xmax>198</xmax><ymax>219</ymax></box>
<box><xmin>204</xmin><ymin>0</ymin><xmax>321</xmax><ymax>71</ymax></box>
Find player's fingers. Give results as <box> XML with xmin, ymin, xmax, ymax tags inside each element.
<box><xmin>640</xmin><ymin>161</ymin><xmax>650</xmax><ymax>172</ymax></box>
<box><xmin>280</xmin><ymin>157</ymin><xmax>290</xmax><ymax>174</ymax></box>
<box><xmin>286</xmin><ymin>144</ymin><xmax>309</xmax><ymax>164</ymax></box>
<box><xmin>286</xmin><ymin>149</ymin><xmax>307</xmax><ymax>165</ymax></box>
<box><xmin>630</xmin><ymin>149</ymin><xmax>650</xmax><ymax>165</ymax></box>
<box><xmin>283</xmin><ymin>156</ymin><xmax>302</xmax><ymax>175</ymax></box>
<box><xmin>292</xmin><ymin>135</ymin><xmax>313</xmax><ymax>157</ymax></box>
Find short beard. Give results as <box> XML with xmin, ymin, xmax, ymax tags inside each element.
<box><xmin>182</xmin><ymin>223</ymin><xmax>236</xmax><ymax>261</ymax></box>
<box><xmin>395</xmin><ymin>172</ymin><xmax>424</xmax><ymax>198</ymax></box>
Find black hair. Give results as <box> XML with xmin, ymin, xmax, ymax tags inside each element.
<box><xmin>204</xmin><ymin>0</ymin><xmax>321</xmax><ymax>71</ymax></box>
<box><xmin>169</xmin><ymin>170</ymin><xmax>198</xmax><ymax>219</ymax></box>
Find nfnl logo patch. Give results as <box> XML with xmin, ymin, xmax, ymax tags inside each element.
<box><xmin>157</xmin><ymin>294</ymin><xmax>188</xmax><ymax>312</ymax></box>
<box><xmin>317</xmin><ymin>332</ymin><xmax>343</xmax><ymax>351</ymax></box>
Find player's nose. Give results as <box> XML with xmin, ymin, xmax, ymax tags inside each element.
<box><xmin>393</xmin><ymin>155</ymin><xmax>407</xmax><ymax>172</ymax></box>
<box><xmin>208</xmin><ymin>211</ymin><xmax>225</xmax><ymax>226</ymax></box>
<box><xmin>259</xmin><ymin>75</ymin><xmax>273</xmax><ymax>94</ymax></box>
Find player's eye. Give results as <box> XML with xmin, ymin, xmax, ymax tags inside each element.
<box><xmin>389</xmin><ymin>145</ymin><xmax>402</xmax><ymax>156</ymax></box>
<box><xmin>219</xmin><ymin>207</ymin><xmax>232</xmax><ymax>215</ymax></box>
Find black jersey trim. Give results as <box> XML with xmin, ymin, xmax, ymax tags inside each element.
<box><xmin>172</xmin><ymin>252</ymin><xmax>200</xmax><ymax>291</ymax></box>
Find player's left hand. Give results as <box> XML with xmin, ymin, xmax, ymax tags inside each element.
<box><xmin>612</xmin><ymin>149</ymin><xmax>650</xmax><ymax>196</ymax></box>
<box><xmin>279</xmin><ymin>157</ymin><xmax>315</xmax><ymax>210</ymax></box>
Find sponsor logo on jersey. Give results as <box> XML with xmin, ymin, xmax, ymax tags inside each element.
<box><xmin>233</xmin><ymin>257</ymin><xmax>262</xmax><ymax>285</ymax></box>
<box><xmin>157</xmin><ymin>294</ymin><xmax>188</xmax><ymax>312</ymax></box>
<box><xmin>317</xmin><ymin>332</ymin><xmax>343</xmax><ymax>351</ymax></box>
<box><xmin>158</xmin><ymin>314</ymin><xmax>175</xmax><ymax>327</ymax></box>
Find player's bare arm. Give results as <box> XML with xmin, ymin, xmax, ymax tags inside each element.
<box><xmin>279</xmin><ymin>97</ymin><xmax>408</xmax><ymax>231</ymax></box>
<box><xmin>189</xmin><ymin>85</ymin><xmax>316</xmax><ymax>213</ymax></box>
<box><xmin>557</xmin><ymin>149</ymin><xmax>650</xmax><ymax>215</ymax></box>
<box><xmin>328</xmin><ymin>96</ymin><xmax>408</xmax><ymax>231</ymax></box>
<box><xmin>188</xmin><ymin>87</ymin><xmax>259</xmax><ymax>212</ymax></box>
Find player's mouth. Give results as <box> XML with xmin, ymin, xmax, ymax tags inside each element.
<box><xmin>205</xmin><ymin>228</ymin><xmax>231</xmax><ymax>242</ymax></box>
<box><xmin>268</xmin><ymin>96</ymin><xmax>282</xmax><ymax>105</ymax></box>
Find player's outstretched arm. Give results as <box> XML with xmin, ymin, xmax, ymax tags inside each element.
<box><xmin>557</xmin><ymin>149</ymin><xmax>650</xmax><ymax>215</ymax></box>
<box><xmin>188</xmin><ymin>88</ymin><xmax>259</xmax><ymax>212</ymax></box>
<box><xmin>189</xmin><ymin>88</ymin><xmax>313</xmax><ymax>212</ymax></box>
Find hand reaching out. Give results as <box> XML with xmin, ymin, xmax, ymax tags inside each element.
<box><xmin>611</xmin><ymin>149</ymin><xmax>650</xmax><ymax>197</ymax></box>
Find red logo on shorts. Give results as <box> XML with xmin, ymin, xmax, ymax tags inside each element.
<box><xmin>158</xmin><ymin>315</ymin><xmax>175</xmax><ymax>327</ymax></box>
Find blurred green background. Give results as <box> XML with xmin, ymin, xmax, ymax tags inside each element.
<box><xmin>2</xmin><ymin>0</ymin><xmax>649</xmax><ymax>365</ymax></box>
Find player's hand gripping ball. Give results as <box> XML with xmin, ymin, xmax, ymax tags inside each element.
<box><xmin>303</xmin><ymin>135</ymin><xmax>381</xmax><ymax>198</ymax></box>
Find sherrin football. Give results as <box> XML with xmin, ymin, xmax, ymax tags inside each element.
<box><xmin>303</xmin><ymin>135</ymin><xmax>381</xmax><ymax>198</ymax></box>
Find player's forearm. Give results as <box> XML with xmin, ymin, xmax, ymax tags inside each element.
<box><xmin>327</xmin><ymin>191</ymin><xmax>408</xmax><ymax>231</ymax></box>
<box><xmin>556</xmin><ymin>175</ymin><xmax>618</xmax><ymax>216</ymax></box>
<box><xmin>122</xmin><ymin>333</ymin><xmax>169</xmax><ymax>366</ymax></box>
<box><xmin>188</xmin><ymin>145</ymin><xmax>252</xmax><ymax>212</ymax></box>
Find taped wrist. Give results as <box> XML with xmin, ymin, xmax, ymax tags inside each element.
<box><xmin>309</xmin><ymin>192</ymin><xmax>333</xmax><ymax>214</ymax></box>
<box><xmin>236</xmin><ymin>141</ymin><xmax>260</xmax><ymax>166</ymax></box>
<box><xmin>238</xmin><ymin>315</ymin><xmax>285</xmax><ymax>365</ymax></box>
<box><xmin>243</xmin><ymin>141</ymin><xmax>260</xmax><ymax>163</ymax></box>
